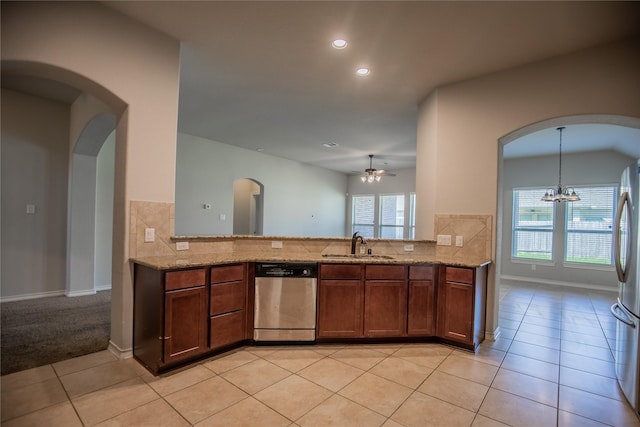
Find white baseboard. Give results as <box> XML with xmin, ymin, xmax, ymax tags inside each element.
<box><xmin>0</xmin><ymin>290</ymin><xmax>66</xmax><ymax>303</ymax></box>
<box><xmin>499</xmin><ymin>275</ymin><xmax>617</xmax><ymax>293</ymax></box>
<box><xmin>108</xmin><ymin>340</ymin><xmax>133</xmax><ymax>360</ymax></box>
<box><xmin>96</xmin><ymin>285</ymin><xmax>112</xmax><ymax>292</ymax></box>
<box><xmin>485</xmin><ymin>326</ymin><xmax>501</xmax><ymax>342</ymax></box>
<box><xmin>66</xmin><ymin>289</ymin><xmax>97</xmax><ymax>297</ymax></box>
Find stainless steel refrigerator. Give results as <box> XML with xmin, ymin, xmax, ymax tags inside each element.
<box><xmin>613</xmin><ymin>159</ymin><xmax>640</xmax><ymax>414</ymax></box>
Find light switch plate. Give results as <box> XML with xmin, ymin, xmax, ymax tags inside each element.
<box><xmin>144</xmin><ymin>228</ymin><xmax>155</xmax><ymax>243</ymax></box>
<box><xmin>26</xmin><ymin>204</ymin><xmax>36</xmax><ymax>214</ymax></box>
<box><xmin>404</xmin><ymin>244</ymin><xmax>414</xmax><ymax>252</ymax></box>
<box><xmin>176</xmin><ymin>241</ymin><xmax>189</xmax><ymax>251</ymax></box>
<box><xmin>271</xmin><ymin>241</ymin><xmax>283</xmax><ymax>249</ymax></box>
<box><xmin>455</xmin><ymin>236</ymin><xmax>464</xmax><ymax>247</ymax></box>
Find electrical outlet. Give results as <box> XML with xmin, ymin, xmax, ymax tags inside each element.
<box><xmin>26</xmin><ymin>204</ymin><xmax>36</xmax><ymax>214</ymax></box>
<box><xmin>436</xmin><ymin>234</ymin><xmax>452</xmax><ymax>246</ymax></box>
<box><xmin>144</xmin><ymin>228</ymin><xmax>155</xmax><ymax>243</ymax></box>
<box><xmin>455</xmin><ymin>236</ymin><xmax>464</xmax><ymax>247</ymax></box>
<box><xmin>176</xmin><ymin>241</ymin><xmax>189</xmax><ymax>251</ymax></box>
<box><xmin>271</xmin><ymin>241</ymin><xmax>283</xmax><ymax>249</ymax></box>
<box><xmin>404</xmin><ymin>244</ymin><xmax>414</xmax><ymax>252</ymax></box>
<box><xmin>219</xmin><ymin>214</ymin><xmax>226</xmax><ymax>221</ymax></box>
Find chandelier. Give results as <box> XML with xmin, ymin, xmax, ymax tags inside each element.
<box><xmin>541</xmin><ymin>126</ymin><xmax>580</xmax><ymax>202</ymax></box>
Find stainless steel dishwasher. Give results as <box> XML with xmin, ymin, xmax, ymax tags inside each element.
<box><xmin>254</xmin><ymin>262</ymin><xmax>318</xmax><ymax>342</ymax></box>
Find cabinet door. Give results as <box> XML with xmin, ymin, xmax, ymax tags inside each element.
<box><xmin>407</xmin><ymin>280</ymin><xmax>435</xmax><ymax>336</ymax></box>
<box><xmin>364</xmin><ymin>280</ymin><xmax>407</xmax><ymax>337</ymax></box>
<box><xmin>164</xmin><ymin>286</ymin><xmax>208</xmax><ymax>363</ymax></box>
<box><xmin>317</xmin><ymin>279</ymin><xmax>363</xmax><ymax>338</ymax></box>
<box><xmin>438</xmin><ymin>281</ymin><xmax>474</xmax><ymax>345</ymax></box>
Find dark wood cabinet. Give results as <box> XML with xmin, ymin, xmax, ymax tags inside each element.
<box><xmin>407</xmin><ymin>265</ymin><xmax>437</xmax><ymax>336</ymax></box>
<box><xmin>437</xmin><ymin>265</ymin><xmax>487</xmax><ymax>350</ymax></box>
<box><xmin>133</xmin><ymin>265</ymin><xmax>208</xmax><ymax>373</ymax></box>
<box><xmin>164</xmin><ymin>285</ymin><xmax>208</xmax><ymax>362</ymax></box>
<box><xmin>209</xmin><ymin>264</ymin><xmax>247</xmax><ymax>350</ymax></box>
<box><xmin>133</xmin><ymin>259</ymin><xmax>488</xmax><ymax>374</ymax></box>
<box><xmin>364</xmin><ymin>265</ymin><xmax>408</xmax><ymax>337</ymax></box>
<box><xmin>317</xmin><ymin>264</ymin><xmax>364</xmax><ymax>338</ymax></box>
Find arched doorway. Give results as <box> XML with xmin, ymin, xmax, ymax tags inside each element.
<box><xmin>233</xmin><ymin>178</ymin><xmax>264</xmax><ymax>235</ymax></box>
<box><xmin>495</xmin><ymin>114</ymin><xmax>640</xmax><ymax>336</ymax></box>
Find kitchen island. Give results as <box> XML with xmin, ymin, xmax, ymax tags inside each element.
<box><xmin>131</xmin><ymin>239</ymin><xmax>490</xmax><ymax>375</ymax></box>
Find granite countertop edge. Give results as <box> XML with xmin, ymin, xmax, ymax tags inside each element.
<box><xmin>131</xmin><ymin>254</ymin><xmax>492</xmax><ymax>270</ymax></box>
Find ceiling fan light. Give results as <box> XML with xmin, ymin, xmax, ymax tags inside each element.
<box><xmin>375</xmin><ymin>175</ymin><xmax>381</xmax><ymax>182</ymax></box>
<box><xmin>360</xmin><ymin>176</ymin><xmax>366</xmax><ymax>183</ymax></box>
<box><xmin>367</xmin><ymin>175</ymin><xmax>375</xmax><ymax>183</ymax></box>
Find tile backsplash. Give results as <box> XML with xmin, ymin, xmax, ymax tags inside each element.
<box><xmin>129</xmin><ymin>201</ymin><xmax>175</xmax><ymax>258</ymax></box>
<box><xmin>129</xmin><ymin>201</ymin><xmax>490</xmax><ymax>262</ymax></box>
<box><xmin>434</xmin><ymin>214</ymin><xmax>492</xmax><ymax>260</ymax></box>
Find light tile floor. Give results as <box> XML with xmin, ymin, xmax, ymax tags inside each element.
<box><xmin>2</xmin><ymin>282</ymin><xmax>640</xmax><ymax>426</ymax></box>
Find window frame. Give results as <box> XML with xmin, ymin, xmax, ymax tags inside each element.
<box><xmin>350</xmin><ymin>192</ymin><xmax>416</xmax><ymax>240</ymax></box>
<box><xmin>563</xmin><ymin>185</ymin><xmax>617</xmax><ymax>267</ymax></box>
<box><xmin>511</xmin><ymin>187</ymin><xmax>556</xmax><ymax>262</ymax></box>
<box><xmin>378</xmin><ymin>193</ymin><xmax>405</xmax><ymax>239</ymax></box>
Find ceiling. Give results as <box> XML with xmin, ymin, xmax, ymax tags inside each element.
<box><xmin>4</xmin><ymin>1</ymin><xmax>640</xmax><ymax>174</ymax></box>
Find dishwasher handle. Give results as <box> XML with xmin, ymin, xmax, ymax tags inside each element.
<box><xmin>611</xmin><ymin>302</ymin><xmax>636</xmax><ymax>327</ymax></box>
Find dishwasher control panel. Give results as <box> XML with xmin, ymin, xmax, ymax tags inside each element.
<box><xmin>255</xmin><ymin>262</ymin><xmax>317</xmax><ymax>278</ymax></box>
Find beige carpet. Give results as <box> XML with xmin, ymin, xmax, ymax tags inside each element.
<box><xmin>1</xmin><ymin>290</ymin><xmax>110</xmax><ymax>375</ymax></box>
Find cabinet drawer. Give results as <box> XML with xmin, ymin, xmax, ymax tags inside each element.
<box><xmin>445</xmin><ymin>267</ymin><xmax>474</xmax><ymax>284</ymax></box>
<box><xmin>210</xmin><ymin>311</ymin><xmax>245</xmax><ymax>349</ymax></box>
<box><xmin>320</xmin><ymin>264</ymin><xmax>362</xmax><ymax>280</ymax></box>
<box><xmin>210</xmin><ymin>282</ymin><xmax>245</xmax><ymax>315</ymax></box>
<box><xmin>211</xmin><ymin>264</ymin><xmax>244</xmax><ymax>284</ymax></box>
<box><xmin>165</xmin><ymin>269</ymin><xmax>206</xmax><ymax>291</ymax></box>
<box><xmin>366</xmin><ymin>264</ymin><xmax>407</xmax><ymax>280</ymax></box>
<box><xmin>409</xmin><ymin>265</ymin><xmax>434</xmax><ymax>280</ymax></box>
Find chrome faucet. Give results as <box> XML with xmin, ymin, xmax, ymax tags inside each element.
<box><xmin>351</xmin><ymin>231</ymin><xmax>366</xmax><ymax>255</ymax></box>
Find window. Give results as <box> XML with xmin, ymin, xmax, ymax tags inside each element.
<box><xmin>351</xmin><ymin>192</ymin><xmax>415</xmax><ymax>239</ymax></box>
<box><xmin>512</xmin><ymin>188</ymin><xmax>554</xmax><ymax>260</ymax></box>
<box><xmin>409</xmin><ymin>193</ymin><xmax>416</xmax><ymax>239</ymax></box>
<box><xmin>379</xmin><ymin>194</ymin><xmax>404</xmax><ymax>238</ymax></box>
<box><xmin>565</xmin><ymin>186</ymin><xmax>616</xmax><ymax>265</ymax></box>
<box><xmin>352</xmin><ymin>194</ymin><xmax>375</xmax><ymax>238</ymax></box>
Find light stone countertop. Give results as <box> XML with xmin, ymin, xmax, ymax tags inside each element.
<box><xmin>131</xmin><ymin>252</ymin><xmax>491</xmax><ymax>270</ymax></box>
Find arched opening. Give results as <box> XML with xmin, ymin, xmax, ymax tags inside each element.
<box><xmin>1</xmin><ymin>64</ymin><xmax>125</xmax><ymax>373</ymax></box>
<box><xmin>68</xmin><ymin>113</ymin><xmax>116</xmax><ymax>297</ymax></box>
<box><xmin>233</xmin><ymin>178</ymin><xmax>264</xmax><ymax>235</ymax></box>
<box><xmin>495</xmin><ymin>114</ymin><xmax>640</xmax><ymax>336</ymax></box>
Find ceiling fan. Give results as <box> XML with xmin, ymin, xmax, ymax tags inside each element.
<box><xmin>359</xmin><ymin>154</ymin><xmax>396</xmax><ymax>183</ymax></box>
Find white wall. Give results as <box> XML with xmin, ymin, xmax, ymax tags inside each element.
<box><xmin>1</xmin><ymin>89</ymin><xmax>69</xmax><ymax>299</ymax></box>
<box><xmin>176</xmin><ymin>133</ymin><xmax>348</xmax><ymax>237</ymax></box>
<box><xmin>501</xmin><ymin>150</ymin><xmax>634</xmax><ymax>289</ymax></box>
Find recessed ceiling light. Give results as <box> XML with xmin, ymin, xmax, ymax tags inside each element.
<box><xmin>256</xmin><ymin>148</ymin><xmax>264</xmax><ymax>152</ymax></box>
<box><xmin>356</xmin><ymin>67</ymin><xmax>370</xmax><ymax>76</ymax></box>
<box><xmin>331</xmin><ymin>39</ymin><xmax>347</xmax><ymax>49</ymax></box>
<box><xmin>323</xmin><ymin>142</ymin><xmax>339</xmax><ymax>148</ymax></box>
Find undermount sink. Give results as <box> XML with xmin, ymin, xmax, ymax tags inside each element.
<box><xmin>321</xmin><ymin>254</ymin><xmax>395</xmax><ymax>260</ymax></box>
